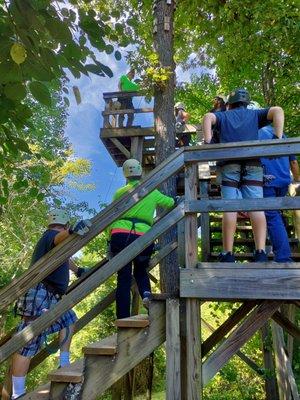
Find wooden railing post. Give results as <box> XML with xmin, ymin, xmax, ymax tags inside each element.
<box><xmin>182</xmin><ymin>163</ymin><xmax>202</xmax><ymax>399</ymax></box>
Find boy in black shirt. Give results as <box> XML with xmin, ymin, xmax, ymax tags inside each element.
<box><xmin>11</xmin><ymin>209</ymin><xmax>91</xmax><ymax>399</ymax></box>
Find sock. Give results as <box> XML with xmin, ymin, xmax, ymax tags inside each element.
<box><xmin>12</xmin><ymin>375</ymin><xmax>26</xmax><ymax>399</ymax></box>
<box><xmin>59</xmin><ymin>351</ymin><xmax>70</xmax><ymax>367</ymax></box>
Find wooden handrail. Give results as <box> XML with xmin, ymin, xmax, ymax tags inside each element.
<box><xmin>185</xmin><ymin>197</ymin><xmax>300</xmax><ymax>213</ymax></box>
<box><xmin>103</xmin><ymin>91</ymin><xmax>144</xmax><ymax>99</ymax></box>
<box><xmin>102</xmin><ymin>107</ymin><xmax>153</xmax><ymax>116</ymax></box>
<box><xmin>0</xmin><ymin>149</ymin><xmax>184</xmax><ymax>312</ymax></box>
<box><xmin>0</xmin><ymin>205</ymin><xmax>184</xmax><ymax>363</ymax></box>
<box><xmin>184</xmin><ymin>138</ymin><xmax>300</xmax><ymax>163</ymax></box>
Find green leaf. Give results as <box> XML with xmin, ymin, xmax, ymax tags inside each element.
<box><xmin>105</xmin><ymin>45</ymin><xmax>114</xmax><ymax>54</ymax></box>
<box><xmin>29</xmin><ymin>81</ymin><xmax>52</xmax><ymax>106</ymax></box>
<box><xmin>4</xmin><ymin>83</ymin><xmax>27</xmax><ymax>101</ymax></box>
<box><xmin>95</xmin><ymin>61</ymin><xmax>113</xmax><ymax>78</ymax></box>
<box><xmin>29</xmin><ymin>187</ymin><xmax>39</xmax><ymax>197</ymax></box>
<box><xmin>0</xmin><ymin>196</ymin><xmax>7</xmax><ymax>204</ymax></box>
<box><xmin>64</xmin><ymin>96</ymin><xmax>70</xmax><ymax>107</ymax></box>
<box><xmin>13</xmin><ymin>137</ymin><xmax>31</xmax><ymax>154</ymax></box>
<box><xmin>37</xmin><ymin>193</ymin><xmax>45</xmax><ymax>201</ymax></box>
<box><xmin>45</xmin><ymin>18</ymin><xmax>73</xmax><ymax>43</ymax></box>
<box><xmin>2</xmin><ymin>179</ymin><xmax>9</xmax><ymax>197</ymax></box>
<box><xmin>114</xmin><ymin>50</ymin><xmax>122</xmax><ymax>61</ymax></box>
<box><xmin>85</xmin><ymin>63</ymin><xmax>105</xmax><ymax>76</ymax></box>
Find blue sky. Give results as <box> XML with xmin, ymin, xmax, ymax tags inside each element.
<box><xmin>64</xmin><ymin>50</ymin><xmax>198</xmax><ymax>211</ymax></box>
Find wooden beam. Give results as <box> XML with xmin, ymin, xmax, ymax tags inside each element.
<box><xmin>201</xmin><ymin>318</ymin><xmax>264</xmax><ymax>378</ymax></box>
<box><xmin>271</xmin><ymin>322</ymin><xmax>299</xmax><ymax>400</ymax></box>
<box><xmin>260</xmin><ymin>323</ymin><xmax>279</xmax><ymax>400</ymax></box>
<box><xmin>103</xmin><ymin>91</ymin><xmax>142</xmax><ymax>99</ymax></box>
<box><xmin>0</xmin><ymin>205</ymin><xmax>185</xmax><ymax>363</ymax></box>
<box><xmin>131</xmin><ymin>137</ymin><xmax>144</xmax><ymax>162</ymax></box>
<box><xmin>272</xmin><ymin>310</ymin><xmax>300</xmax><ymax>340</ymax></box>
<box><xmin>199</xmin><ymin>181</ymin><xmax>210</xmax><ymax>262</ymax></box>
<box><xmin>102</xmin><ymin>108</ymin><xmax>153</xmax><ymax>116</ymax></box>
<box><xmin>203</xmin><ymin>301</ymin><xmax>282</xmax><ymax>385</ymax></box>
<box><xmin>110</xmin><ymin>138</ymin><xmax>131</xmax><ymax>158</ymax></box>
<box><xmin>186</xmin><ymin>197</ymin><xmax>300</xmax><ymax>213</ymax></box>
<box><xmin>184</xmin><ymin>138</ymin><xmax>300</xmax><ymax>163</ymax></box>
<box><xmin>100</xmin><ymin>127</ymin><xmax>155</xmax><ymax>138</ymax></box>
<box><xmin>166</xmin><ymin>299</ymin><xmax>181</xmax><ymax>400</ymax></box>
<box><xmin>0</xmin><ymin>149</ymin><xmax>184</xmax><ymax>312</ymax></box>
<box><xmin>202</xmin><ymin>302</ymin><xmax>257</xmax><ymax>356</ymax></box>
<box><xmin>183</xmin><ymin>164</ymin><xmax>202</xmax><ymax>400</ymax></box>
<box><xmin>180</xmin><ymin>266</ymin><xmax>300</xmax><ymax>300</ymax></box>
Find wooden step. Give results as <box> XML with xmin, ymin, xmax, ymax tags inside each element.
<box><xmin>83</xmin><ymin>334</ymin><xmax>117</xmax><ymax>355</ymax></box>
<box><xmin>22</xmin><ymin>383</ymin><xmax>50</xmax><ymax>399</ymax></box>
<box><xmin>48</xmin><ymin>359</ymin><xmax>83</xmax><ymax>383</ymax></box>
<box><xmin>115</xmin><ymin>314</ymin><xmax>149</xmax><ymax>328</ymax></box>
<box><xmin>210</xmin><ymin>238</ymin><xmax>299</xmax><ymax>245</ymax></box>
<box><xmin>210</xmin><ymin>252</ymin><xmax>300</xmax><ymax>260</ymax></box>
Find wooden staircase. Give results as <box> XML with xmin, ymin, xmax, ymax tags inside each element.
<box><xmin>23</xmin><ymin>301</ymin><xmax>165</xmax><ymax>400</ymax></box>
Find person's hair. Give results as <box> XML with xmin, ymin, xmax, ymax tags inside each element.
<box><xmin>128</xmin><ymin>69</ymin><xmax>135</xmax><ymax>76</ymax></box>
<box><xmin>229</xmin><ymin>102</ymin><xmax>247</xmax><ymax>110</ymax></box>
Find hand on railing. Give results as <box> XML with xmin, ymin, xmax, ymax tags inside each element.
<box><xmin>69</xmin><ymin>219</ymin><xmax>92</xmax><ymax>236</ymax></box>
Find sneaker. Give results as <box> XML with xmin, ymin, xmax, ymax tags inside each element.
<box><xmin>253</xmin><ymin>250</ymin><xmax>268</xmax><ymax>262</ymax></box>
<box><xmin>218</xmin><ymin>252</ymin><xmax>236</xmax><ymax>262</ymax></box>
<box><xmin>142</xmin><ymin>291</ymin><xmax>152</xmax><ymax>311</ymax></box>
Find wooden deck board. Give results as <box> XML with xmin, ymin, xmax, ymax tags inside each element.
<box><xmin>22</xmin><ymin>383</ymin><xmax>50</xmax><ymax>399</ymax></box>
<box><xmin>83</xmin><ymin>335</ymin><xmax>117</xmax><ymax>355</ymax></box>
<box><xmin>115</xmin><ymin>314</ymin><xmax>149</xmax><ymax>328</ymax></box>
<box><xmin>48</xmin><ymin>360</ymin><xmax>83</xmax><ymax>383</ymax></box>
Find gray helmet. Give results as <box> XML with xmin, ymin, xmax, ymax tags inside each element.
<box><xmin>228</xmin><ymin>88</ymin><xmax>250</xmax><ymax>105</ymax></box>
<box><xmin>122</xmin><ymin>159</ymin><xmax>142</xmax><ymax>178</ymax></box>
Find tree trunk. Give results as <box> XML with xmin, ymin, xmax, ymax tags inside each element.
<box><xmin>153</xmin><ymin>0</ymin><xmax>178</xmax><ymax>295</ymax></box>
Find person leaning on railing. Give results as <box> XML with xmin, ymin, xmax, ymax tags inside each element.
<box><xmin>117</xmin><ymin>69</ymin><xmax>140</xmax><ymax>128</ymax></box>
<box><xmin>10</xmin><ymin>210</ymin><xmax>91</xmax><ymax>399</ymax></box>
<box><xmin>107</xmin><ymin>159</ymin><xmax>175</xmax><ymax>319</ymax></box>
<box><xmin>257</xmin><ymin>111</ymin><xmax>299</xmax><ymax>262</ymax></box>
<box><xmin>202</xmin><ymin>88</ymin><xmax>284</xmax><ymax>263</ymax></box>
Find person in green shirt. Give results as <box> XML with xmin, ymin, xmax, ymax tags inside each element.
<box><xmin>109</xmin><ymin>159</ymin><xmax>175</xmax><ymax>319</ymax></box>
<box><xmin>118</xmin><ymin>69</ymin><xmax>140</xmax><ymax>128</ymax></box>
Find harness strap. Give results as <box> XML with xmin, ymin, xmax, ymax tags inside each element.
<box><xmin>241</xmin><ymin>179</ymin><xmax>263</xmax><ymax>187</ymax></box>
<box><xmin>222</xmin><ymin>180</ymin><xmax>239</xmax><ymax>188</ymax></box>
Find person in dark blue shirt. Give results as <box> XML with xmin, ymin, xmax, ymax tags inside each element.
<box><xmin>259</xmin><ymin>125</ymin><xmax>299</xmax><ymax>262</ymax></box>
<box><xmin>11</xmin><ymin>210</ymin><xmax>91</xmax><ymax>399</ymax></box>
<box><xmin>203</xmin><ymin>88</ymin><xmax>284</xmax><ymax>262</ymax></box>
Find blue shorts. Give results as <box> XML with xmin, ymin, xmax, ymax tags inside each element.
<box><xmin>221</xmin><ymin>163</ymin><xmax>263</xmax><ymax>200</ymax></box>
<box><xmin>16</xmin><ymin>283</ymin><xmax>77</xmax><ymax>357</ymax></box>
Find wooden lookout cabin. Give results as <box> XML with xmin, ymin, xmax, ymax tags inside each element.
<box><xmin>1</xmin><ymin>90</ymin><xmax>300</xmax><ymax>399</ymax></box>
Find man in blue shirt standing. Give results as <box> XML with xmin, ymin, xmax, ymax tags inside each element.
<box><xmin>259</xmin><ymin>124</ymin><xmax>300</xmax><ymax>262</ymax></box>
<box><xmin>203</xmin><ymin>88</ymin><xmax>284</xmax><ymax>262</ymax></box>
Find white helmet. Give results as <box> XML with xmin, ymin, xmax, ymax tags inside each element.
<box><xmin>247</xmin><ymin>101</ymin><xmax>261</xmax><ymax>110</ymax></box>
<box><xmin>175</xmin><ymin>102</ymin><xmax>185</xmax><ymax>110</ymax></box>
<box><xmin>122</xmin><ymin>159</ymin><xmax>142</xmax><ymax>178</ymax></box>
<box><xmin>48</xmin><ymin>209</ymin><xmax>70</xmax><ymax>226</ymax></box>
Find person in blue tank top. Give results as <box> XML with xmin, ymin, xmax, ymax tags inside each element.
<box><xmin>10</xmin><ymin>210</ymin><xmax>91</xmax><ymax>399</ymax></box>
<box><xmin>259</xmin><ymin>123</ymin><xmax>299</xmax><ymax>262</ymax></box>
<box><xmin>203</xmin><ymin>88</ymin><xmax>284</xmax><ymax>262</ymax></box>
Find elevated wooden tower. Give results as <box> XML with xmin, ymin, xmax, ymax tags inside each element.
<box><xmin>1</xmin><ymin>93</ymin><xmax>300</xmax><ymax>399</ymax></box>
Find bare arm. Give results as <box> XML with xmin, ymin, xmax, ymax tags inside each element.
<box><xmin>202</xmin><ymin>113</ymin><xmax>217</xmax><ymax>143</ymax></box>
<box><xmin>267</xmin><ymin>106</ymin><xmax>284</xmax><ymax>138</ymax></box>
<box><xmin>53</xmin><ymin>230</ymin><xmax>70</xmax><ymax>246</ymax></box>
<box><xmin>290</xmin><ymin>159</ymin><xmax>300</xmax><ymax>181</ymax></box>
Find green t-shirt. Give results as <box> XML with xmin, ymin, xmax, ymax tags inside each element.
<box><xmin>119</xmin><ymin>75</ymin><xmax>140</xmax><ymax>92</ymax></box>
<box><xmin>109</xmin><ymin>180</ymin><xmax>174</xmax><ymax>236</ymax></box>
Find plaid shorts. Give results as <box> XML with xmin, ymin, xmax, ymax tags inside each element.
<box><xmin>16</xmin><ymin>283</ymin><xmax>77</xmax><ymax>357</ymax></box>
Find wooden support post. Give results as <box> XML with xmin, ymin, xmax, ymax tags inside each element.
<box><xmin>199</xmin><ymin>180</ymin><xmax>210</xmax><ymax>261</ymax></box>
<box><xmin>182</xmin><ymin>164</ymin><xmax>202</xmax><ymax>400</ymax></box>
<box><xmin>261</xmin><ymin>323</ymin><xmax>279</xmax><ymax>400</ymax></box>
<box><xmin>166</xmin><ymin>299</ymin><xmax>181</xmax><ymax>400</ymax></box>
<box><xmin>103</xmin><ymin>99</ymin><xmax>112</xmax><ymax>128</ymax></box>
<box><xmin>271</xmin><ymin>321</ymin><xmax>299</xmax><ymax>400</ymax></box>
<box><xmin>131</xmin><ymin>136</ymin><xmax>144</xmax><ymax>163</ymax></box>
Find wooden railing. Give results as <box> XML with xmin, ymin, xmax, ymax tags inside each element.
<box><xmin>0</xmin><ymin>137</ymin><xmax>299</xmax><ymax>373</ymax></box>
